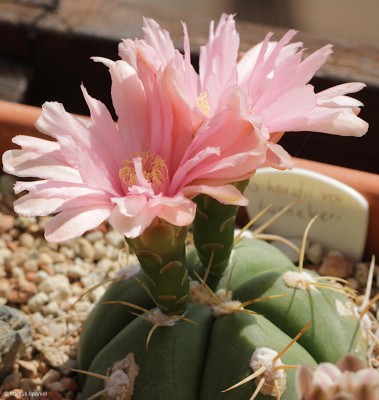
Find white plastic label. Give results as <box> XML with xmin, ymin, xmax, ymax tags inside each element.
<box><xmin>245</xmin><ymin>168</ymin><xmax>369</xmax><ymax>260</ymax></box>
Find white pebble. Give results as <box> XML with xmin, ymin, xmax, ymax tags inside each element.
<box><xmin>19</xmin><ymin>232</ymin><xmax>35</xmax><ymax>249</ymax></box>
<box><xmin>35</xmin><ymin>270</ymin><xmax>50</xmax><ymax>283</ymax></box>
<box><xmin>41</xmin><ymin>368</ymin><xmax>61</xmax><ymax>385</ymax></box>
<box><xmin>38</xmin><ymin>275</ymin><xmax>70</xmax><ymax>294</ymax></box>
<box><xmin>105</xmin><ymin>230</ymin><xmax>125</xmax><ymax>248</ymax></box>
<box><xmin>67</xmin><ymin>263</ymin><xmax>89</xmax><ymax>279</ymax></box>
<box><xmin>27</xmin><ymin>292</ymin><xmax>50</xmax><ymax>312</ymax></box>
<box><xmin>306</xmin><ymin>242</ymin><xmax>324</xmax><ymax>264</ymax></box>
<box><xmin>0</xmin><ymin>248</ymin><xmax>12</xmax><ymax>264</ymax></box>
<box><xmin>85</xmin><ymin>230</ymin><xmax>104</xmax><ymax>243</ymax></box>
<box><xmin>93</xmin><ymin>240</ymin><xmax>108</xmax><ymax>260</ymax></box>
<box><xmin>77</xmin><ymin>238</ymin><xmax>95</xmax><ymax>261</ymax></box>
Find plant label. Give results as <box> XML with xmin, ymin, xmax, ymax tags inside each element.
<box><xmin>245</xmin><ymin>168</ymin><xmax>369</xmax><ymax>260</ymax></box>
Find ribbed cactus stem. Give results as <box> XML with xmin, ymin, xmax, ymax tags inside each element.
<box><xmin>192</xmin><ymin>180</ymin><xmax>249</xmax><ymax>276</ymax></box>
<box><xmin>126</xmin><ymin>219</ymin><xmax>189</xmax><ymax>315</ymax></box>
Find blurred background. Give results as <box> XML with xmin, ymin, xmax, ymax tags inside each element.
<box><xmin>0</xmin><ymin>0</ymin><xmax>378</xmax><ymax>172</ymax></box>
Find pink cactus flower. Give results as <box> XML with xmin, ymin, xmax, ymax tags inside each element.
<box><xmin>119</xmin><ymin>15</ymin><xmax>367</xmax><ymax>170</ymax></box>
<box><xmin>296</xmin><ymin>354</ymin><xmax>379</xmax><ymax>400</ymax></box>
<box><xmin>2</xmin><ymin>34</ymin><xmax>265</xmax><ymax>242</ymax></box>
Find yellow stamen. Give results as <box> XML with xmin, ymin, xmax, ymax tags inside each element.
<box><xmin>119</xmin><ymin>151</ymin><xmax>168</xmax><ymax>191</ymax></box>
<box><xmin>196</xmin><ymin>91</ymin><xmax>211</xmax><ymax>117</ymax></box>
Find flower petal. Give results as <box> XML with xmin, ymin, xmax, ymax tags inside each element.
<box><xmin>183</xmin><ymin>184</ymin><xmax>248</xmax><ymax>206</ymax></box>
<box><xmin>44</xmin><ymin>206</ymin><xmax>111</xmax><ymax>242</ymax></box>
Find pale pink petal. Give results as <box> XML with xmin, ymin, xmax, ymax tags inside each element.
<box><xmin>183</xmin><ymin>184</ymin><xmax>248</xmax><ymax>206</ymax></box>
<box><xmin>12</xmin><ymin>135</ymin><xmax>60</xmax><ymax>153</ymax></box>
<box><xmin>118</xmin><ymin>39</ymin><xmax>138</xmax><ymax>69</ymax></box>
<box><xmin>306</xmin><ymin>107</ymin><xmax>368</xmax><ymax>136</ymax></box>
<box><xmin>316</xmin><ymin>82</ymin><xmax>366</xmax><ymax>102</ymax></box>
<box><xmin>111</xmin><ymin>195</ymin><xmax>147</xmax><ymax>217</ymax></box>
<box><xmin>169</xmin><ymin>146</ymin><xmax>220</xmax><ymax>194</ymax></box>
<box><xmin>258</xmin><ymin>85</ymin><xmax>316</xmax><ymax>132</ymax></box>
<box><xmin>2</xmin><ymin>149</ymin><xmax>81</xmax><ymax>182</ymax></box>
<box><xmin>199</xmin><ymin>14</ymin><xmax>239</xmax><ymax>107</ymax></box>
<box><xmin>14</xmin><ymin>195</ymin><xmax>67</xmax><ymax>217</ymax></box>
<box><xmin>142</xmin><ymin>17</ymin><xmax>176</xmax><ymax>67</ymax></box>
<box><xmin>293</xmin><ymin>45</ymin><xmax>333</xmax><ymax>86</ymax></box>
<box><xmin>108</xmin><ymin>60</ymin><xmax>148</xmax><ymax>154</ymax></box>
<box><xmin>156</xmin><ymin>195</ymin><xmax>196</xmax><ymax>226</ymax></box>
<box><xmin>265</xmin><ymin>142</ymin><xmax>294</xmax><ymax>170</ymax></box>
<box><xmin>45</xmin><ymin>206</ymin><xmax>111</xmax><ymax>242</ymax></box>
<box><xmin>35</xmin><ymin>102</ymin><xmax>90</xmax><ymax>146</ymax></box>
<box><xmin>109</xmin><ymin>202</ymin><xmax>158</xmax><ymax>238</ymax></box>
<box><xmin>134</xmin><ymin>54</ymin><xmax>173</xmax><ymax>159</ymax></box>
<box><xmin>181</xmin><ymin>22</ymin><xmax>199</xmax><ymax>101</ymax></box>
<box><xmin>81</xmin><ymin>85</ymin><xmax>125</xmax><ymax>167</ymax></box>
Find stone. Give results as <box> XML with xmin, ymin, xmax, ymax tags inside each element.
<box><xmin>38</xmin><ymin>275</ymin><xmax>71</xmax><ymax>300</ymax></box>
<box><xmin>319</xmin><ymin>253</ymin><xmax>354</xmax><ymax>278</ymax></box>
<box><xmin>0</xmin><ymin>305</ymin><xmax>32</xmax><ymax>379</ymax></box>
<box><xmin>85</xmin><ymin>230</ymin><xmax>104</xmax><ymax>243</ymax></box>
<box><xmin>19</xmin><ymin>377</ymin><xmax>41</xmax><ymax>391</ymax></box>
<box><xmin>0</xmin><ymin>213</ymin><xmax>15</xmax><ymax>233</ymax></box>
<box><xmin>306</xmin><ymin>242</ymin><xmax>324</xmax><ymax>265</ymax></box>
<box><xmin>41</xmin><ymin>368</ymin><xmax>61</xmax><ymax>385</ymax></box>
<box><xmin>105</xmin><ymin>230</ymin><xmax>124</xmax><ymax>248</ymax></box>
<box><xmin>76</xmin><ymin>238</ymin><xmax>95</xmax><ymax>261</ymax></box>
<box><xmin>18</xmin><ymin>232</ymin><xmax>35</xmax><ymax>249</ymax></box>
<box><xmin>27</xmin><ymin>292</ymin><xmax>50</xmax><ymax>312</ymax></box>
<box><xmin>45</xmin><ymin>381</ymin><xmax>65</xmax><ymax>392</ymax></box>
<box><xmin>1</xmin><ymin>370</ymin><xmax>22</xmax><ymax>391</ymax></box>
<box><xmin>60</xmin><ymin>377</ymin><xmax>78</xmax><ymax>392</ymax></box>
<box><xmin>40</xmin><ymin>346</ymin><xmax>69</xmax><ymax>368</ymax></box>
<box><xmin>354</xmin><ymin>262</ymin><xmax>370</xmax><ymax>286</ymax></box>
<box><xmin>17</xmin><ymin>359</ymin><xmax>39</xmax><ymax>378</ymax></box>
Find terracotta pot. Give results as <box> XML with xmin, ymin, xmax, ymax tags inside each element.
<box><xmin>0</xmin><ymin>100</ymin><xmax>378</xmax><ymax>258</ymax></box>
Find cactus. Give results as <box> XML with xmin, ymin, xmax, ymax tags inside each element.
<box><xmin>78</xmin><ymin>202</ymin><xmax>369</xmax><ymax>399</ymax></box>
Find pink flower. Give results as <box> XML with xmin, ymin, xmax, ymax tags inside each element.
<box><xmin>121</xmin><ymin>15</ymin><xmax>367</xmax><ymax>171</ymax></box>
<box><xmin>2</xmin><ymin>34</ymin><xmax>265</xmax><ymax>242</ymax></box>
<box><xmin>296</xmin><ymin>355</ymin><xmax>379</xmax><ymax>400</ymax></box>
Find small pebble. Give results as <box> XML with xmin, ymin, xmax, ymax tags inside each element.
<box><xmin>60</xmin><ymin>377</ymin><xmax>78</xmax><ymax>392</ymax></box>
<box><xmin>318</xmin><ymin>253</ymin><xmax>354</xmax><ymax>278</ymax></box>
<box><xmin>27</xmin><ymin>292</ymin><xmax>50</xmax><ymax>312</ymax></box>
<box><xmin>355</xmin><ymin>262</ymin><xmax>370</xmax><ymax>286</ymax></box>
<box><xmin>77</xmin><ymin>238</ymin><xmax>95</xmax><ymax>261</ymax></box>
<box><xmin>0</xmin><ymin>213</ymin><xmax>15</xmax><ymax>233</ymax></box>
<box><xmin>105</xmin><ymin>230</ymin><xmax>124</xmax><ymax>248</ymax></box>
<box><xmin>41</xmin><ymin>369</ymin><xmax>61</xmax><ymax>386</ymax></box>
<box><xmin>306</xmin><ymin>242</ymin><xmax>324</xmax><ymax>264</ymax></box>
<box><xmin>19</xmin><ymin>232</ymin><xmax>35</xmax><ymax>249</ymax></box>
<box><xmin>45</xmin><ymin>381</ymin><xmax>65</xmax><ymax>392</ymax></box>
<box><xmin>17</xmin><ymin>359</ymin><xmax>39</xmax><ymax>379</ymax></box>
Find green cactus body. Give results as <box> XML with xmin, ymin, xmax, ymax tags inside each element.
<box><xmin>78</xmin><ymin>238</ymin><xmax>367</xmax><ymax>400</ymax></box>
<box><xmin>233</xmin><ymin>268</ymin><xmax>368</xmax><ymax>363</ymax></box>
<box><xmin>77</xmin><ymin>271</ymin><xmax>155</xmax><ymax>374</ymax></box>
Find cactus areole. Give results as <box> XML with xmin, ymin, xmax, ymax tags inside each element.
<box><xmin>2</xmin><ymin>12</ymin><xmax>370</xmax><ymax>400</ymax></box>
